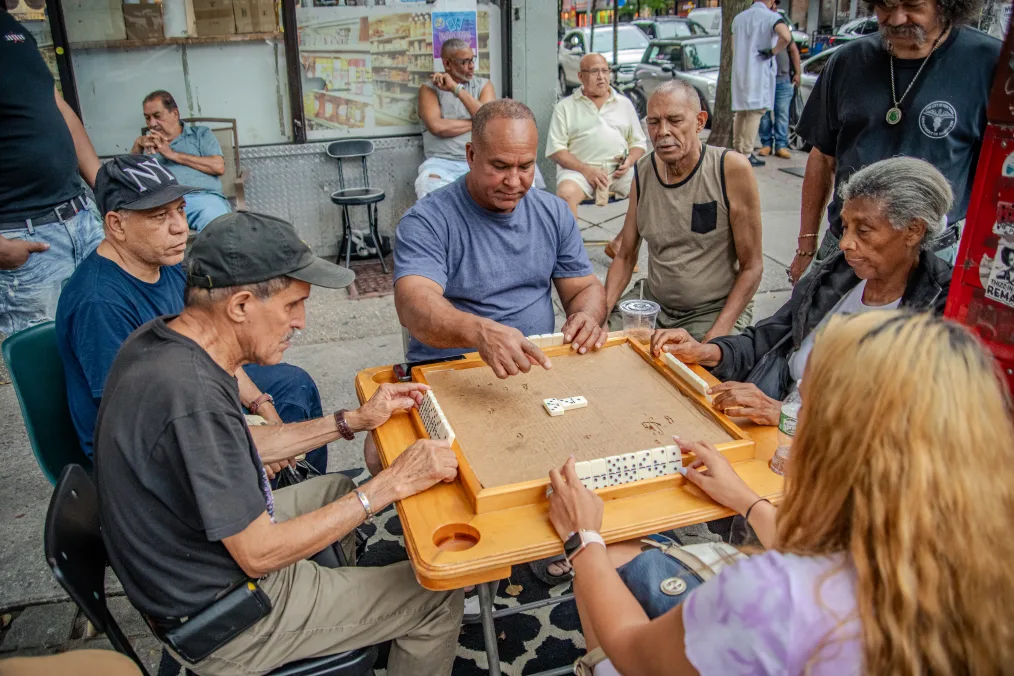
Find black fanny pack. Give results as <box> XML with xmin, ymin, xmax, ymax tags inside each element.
<box><xmin>146</xmin><ymin>578</ymin><xmax>272</xmax><ymax>664</ymax></box>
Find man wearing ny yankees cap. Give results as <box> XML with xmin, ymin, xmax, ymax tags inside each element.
<box><xmin>56</xmin><ymin>155</ymin><xmax>328</xmax><ymax>480</ymax></box>
<box><xmin>93</xmin><ymin>206</ymin><xmax>463</xmax><ymax>674</ymax></box>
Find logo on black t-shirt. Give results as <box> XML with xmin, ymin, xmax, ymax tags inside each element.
<box><xmin>3</xmin><ymin>31</ymin><xmax>27</xmax><ymax>43</ymax></box>
<box><xmin>919</xmin><ymin>101</ymin><xmax>957</xmax><ymax>139</ymax></box>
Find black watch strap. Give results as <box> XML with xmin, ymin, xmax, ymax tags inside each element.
<box><xmin>563</xmin><ymin>531</ymin><xmax>583</xmax><ymax>560</ymax></box>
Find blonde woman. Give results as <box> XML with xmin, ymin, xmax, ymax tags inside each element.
<box><xmin>547</xmin><ymin>311</ymin><xmax>1014</xmax><ymax>675</ymax></box>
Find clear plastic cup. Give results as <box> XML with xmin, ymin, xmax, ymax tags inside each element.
<box><xmin>618</xmin><ymin>299</ymin><xmax>660</xmax><ymax>344</ymax></box>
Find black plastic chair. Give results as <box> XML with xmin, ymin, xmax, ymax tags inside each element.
<box><xmin>44</xmin><ymin>465</ymin><xmax>378</xmax><ymax>676</ymax></box>
<box><xmin>326</xmin><ymin>140</ymin><xmax>387</xmax><ymax>273</ymax></box>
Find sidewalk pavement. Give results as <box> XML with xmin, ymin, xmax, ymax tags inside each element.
<box><xmin>0</xmin><ymin>151</ymin><xmax>810</xmax><ymax>665</ymax></box>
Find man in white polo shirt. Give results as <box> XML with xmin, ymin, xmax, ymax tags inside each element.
<box><xmin>547</xmin><ymin>53</ymin><xmax>647</xmax><ymax>217</ymax></box>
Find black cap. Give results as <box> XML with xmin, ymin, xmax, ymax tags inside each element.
<box><xmin>95</xmin><ymin>154</ymin><xmax>197</xmax><ymax>215</ymax></box>
<box><xmin>186</xmin><ymin>212</ymin><xmax>356</xmax><ymax>290</ymax></box>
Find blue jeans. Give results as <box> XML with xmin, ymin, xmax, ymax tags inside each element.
<box><xmin>184</xmin><ymin>191</ymin><xmax>231</xmax><ymax>232</ymax></box>
<box><xmin>758</xmin><ymin>77</ymin><xmax>793</xmax><ymax>150</ymax></box>
<box><xmin>242</xmin><ymin>362</ymin><xmax>328</xmax><ymax>479</ymax></box>
<box><xmin>0</xmin><ymin>198</ymin><xmax>104</xmax><ymax>335</ymax></box>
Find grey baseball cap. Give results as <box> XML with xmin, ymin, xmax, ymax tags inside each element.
<box><xmin>186</xmin><ymin>212</ymin><xmax>355</xmax><ymax>290</ymax></box>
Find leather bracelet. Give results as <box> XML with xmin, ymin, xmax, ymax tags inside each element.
<box><xmin>334</xmin><ymin>409</ymin><xmax>356</xmax><ymax>441</ymax></box>
<box><xmin>248</xmin><ymin>393</ymin><xmax>273</xmax><ymax>415</ymax></box>
<box><xmin>795</xmin><ymin>248</ymin><xmax>815</xmax><ymax>257</ymax></box>
<box><xmin>744</xmin><ymin>497</ymin><xmax>771</xmax><ymax>522</ymax></box>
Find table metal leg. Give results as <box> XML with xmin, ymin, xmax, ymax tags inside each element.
<box><xmin>477</xmin><ymin>580</ymin><xmax>502</xmax><ymax>676</ymax></box>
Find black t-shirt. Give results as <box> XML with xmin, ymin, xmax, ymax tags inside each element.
<box><xmin>95</xmin><ymin>317</ymin><xmax>273</xmax><ymax>618</ymax></box>
<box><xmin>797</xmin><ymin>27</ymin><xmax>1001</xmax><ymax>238</ymax></box>
<box><xmin>0</xmin><ymin>11</ymin><xmax>82</xmax><ymax>220</ymax></box>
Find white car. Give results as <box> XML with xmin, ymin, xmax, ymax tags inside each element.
<box><xmin>558</xmin><ymin>25</ymin><xmax>650</xmax><ymax>93</ymax></box>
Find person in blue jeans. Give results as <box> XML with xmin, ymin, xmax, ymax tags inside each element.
<box><xmin>56</xmin><ymin>155</ymin><xmax>328</xmax><ymax>479</ymax></box>
<box><xmin>130</xmin><ymin>90</ymin><xmax>231</xmax><ymax>232</ymax></box>
<box><xmin>757</xmin><ymin>33</ymin><xmax>800</xmax><ymax>160</ymax></box>
<box><xmin>0</xmin><ymin>10</ymin><xmax>105</xmax><ymax>335</ymax></box>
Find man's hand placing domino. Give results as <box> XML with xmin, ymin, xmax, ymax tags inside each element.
<box><xmin>650</xmin><ymin>328</ymin><xmax>782</xmax><ymax>426</ymax></box>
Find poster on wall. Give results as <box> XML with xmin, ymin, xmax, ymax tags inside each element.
<box><xmin>296</xmin><ymin>0</ymin><xmax>496</xmax><ymax>141</ymax></box>
<box><xmin>431</xmin><ymin>11</ymin><xmax>477</xmax><ymax>58</ymax></box>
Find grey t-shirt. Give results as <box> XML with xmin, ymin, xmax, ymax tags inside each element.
<box><xmin>421</xmin><ymin>76</ymin><xmax>488</xmax><ymax>161</ymax></box>
<box><xmin>393</xmin><ymin>178</ymin><xmax>595</xmax><ymax>362</ymax></box>
<box><xmin>775</xmin><ymin>48</ymin><xmax>790</xmax><ymax>79</ymax></box>
<box><xmin>796</xmin><ymin>27</ymin><xmax>1000</xmax><ymax>238</ymax></box>
<box><xmin>95</xmin><ymin>317</ymin><xmax>273</xmax><ymax>618</ymax></box>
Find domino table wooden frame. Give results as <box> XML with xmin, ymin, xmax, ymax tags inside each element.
<box><xmin>355</xmin><ymin>334</ymin><xmax>783</xmax><ymax>591</ymax></box>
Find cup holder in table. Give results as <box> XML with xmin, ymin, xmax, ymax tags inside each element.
<box><xmin>433</xmin><ymin>523</ymin><xmax>480</xmax><ymax>552</ymax></box>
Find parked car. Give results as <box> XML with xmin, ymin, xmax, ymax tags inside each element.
<box><xmin>787</xmin><ymin>45</ymin><xmax>839</xmax><ymax>149</ymax></box>
<box><xmin>833</xmin><ymin>15</ymin><xmax>878</xmax><ymax>43</ymax></box>
<box><xmin>687</xmin><ymin>7</ymin><xmax>810</xmax><ymax>55</ymax></box>
<box><xmin>632</xmin><ymin>16</ymin><xmax>708</xmax><ymax>40</ymax></box>
<box><xmin>633</xmin><ymin>36</ymin><xmax>720</xmax><ymax>120</ymax></box>
<box><xmin>558</xmin><ymin>24</ymin><xmax>650</xmax><ymax>93</ymax></box>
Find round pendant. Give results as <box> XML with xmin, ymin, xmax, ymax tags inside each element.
<box><xmin>886</xmin><ymin>107</ymin><xmax>902</xmax><ymax>125</ymax></box>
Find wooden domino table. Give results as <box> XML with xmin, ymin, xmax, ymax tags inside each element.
<box><xmin>355</xmin><ymin>334</ymin><xmax>784</xmax><ymax>592</ymax></box>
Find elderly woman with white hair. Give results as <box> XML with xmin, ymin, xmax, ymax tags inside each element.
<box><xmin>651</xmin><ymin>156</ymin><xmax>953</xmax><ymax>423</ymax></box>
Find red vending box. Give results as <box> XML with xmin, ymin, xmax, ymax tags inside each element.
<box><xmin>945</xmin><ymin>28</ymin><xmax>1014</xmax><ymax>395</ymax></box>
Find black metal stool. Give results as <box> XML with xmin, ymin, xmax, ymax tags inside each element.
<box><xmin>326</xmin><ymin>140</ymin><xmax>387</xmax><ymax>273</ymax></box>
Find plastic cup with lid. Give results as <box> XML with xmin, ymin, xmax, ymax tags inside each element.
<box><xmin>618</xmin><ymin>299</ymin><xmax>660</xmax><ymax>344</ymax></box>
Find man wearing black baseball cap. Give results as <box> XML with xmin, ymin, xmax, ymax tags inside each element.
<box><xmin>93</xmin><ymin>209</ymin><xmax>463</xmax><ymax>675</ymax></box>
<box><xmin>57</xmin><ymin>156</ymin><xmax>326</xmax><ymax>483</ymax></box>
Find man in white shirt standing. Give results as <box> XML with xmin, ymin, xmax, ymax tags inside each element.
<box><xmin>731</xmin><ymin>0</ymin><xmax>792</xmax><ymax>167</ymax></box>
<box><xmin>547</xmin><ymin>53</ymin><xmax>648</xmax><ymax>217</ymax></box>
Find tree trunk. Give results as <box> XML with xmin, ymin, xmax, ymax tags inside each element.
<box><xmin>709</xmin><ymin>0</ymin><xmax>752</xmax><ymax>148</ymax></box>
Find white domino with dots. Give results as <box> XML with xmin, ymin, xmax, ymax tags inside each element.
<box><xmin>419</xmin><ymin>391</ymin><xmax>455</xmax><ymax>443</ymax></box>
<box><xmin>543</xmin><ymin>395</ymin><xmax>587</xmax><ymax>416</ymax></box>
<box><xmin>570</xmin><ymin>446</ymin><xmax>686</xmax><ymax>491</ymax></box>
<box><xmin>663</xmin><ymin>353</ymin><xmax>711</xmax><ymax>397</ymax></box>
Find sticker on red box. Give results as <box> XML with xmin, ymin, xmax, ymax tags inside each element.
<box><xmin>995</xmin><ymin>202</ymin><xmax>1014</xmax><ymax>238</ymax></box>
<box><xmin>985</xmin><ymin>243</ymin><xmax>1014</xmax><ymax>309</ymax></box>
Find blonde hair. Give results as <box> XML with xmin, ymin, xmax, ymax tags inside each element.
<box><xmin>776</xmin><ymin>311</ymin><xmax>1014</xmax><ymax>674</ymax></box>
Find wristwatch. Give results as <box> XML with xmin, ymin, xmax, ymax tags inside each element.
<box><xmin>563</xmin><ymin>529</ymin><xmax>605</xmax><ymax>565</ymax></box>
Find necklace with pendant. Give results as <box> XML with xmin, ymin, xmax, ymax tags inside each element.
<box><xmin>886</xmin><ymin>26</ymin><xmax>947</xmax><ymax>125</ymax></box>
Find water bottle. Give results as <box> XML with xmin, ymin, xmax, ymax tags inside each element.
<box><xmin>769</xmin><ymin>383</ymin><xmax>802</xmax><ymax>476</ymax></box>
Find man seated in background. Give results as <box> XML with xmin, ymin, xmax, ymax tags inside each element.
<box><xmin>55</xmin><ymin>155</ymin><xmax>327</xmax><ymax>479</ymax></box>
<box><xmin>395</xmin><ymin>100</ymin><xmax>606</xmax><ymax>584</ymax></box>
<box><xmin>416</xmin><ymin>39</ymin><xmax>495</xmax><ymax>199</ymax></box>
<box><xmin>606</xmin><ymin>80</ymin><xmax>763</xmax><ymax>342</ymax></box>
<box><xmin>547</xmin><ymin>52</ymin><xmax>646</xmax><ymax>218</ymax></box>
<box><xmin>94</xmin><ymin>214</ymin><xmax>463</xmax><ymax>675</ymax></box>
<box><xmin>130</xmin><ymin>90</ymin><xmax>231</xmax><ymax>232</ymax></box>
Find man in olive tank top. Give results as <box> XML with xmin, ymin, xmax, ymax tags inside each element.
<box><xmin>604</xmin><ymin>79</ymin><xmax>764</xmax><ymax>342</ymax></box>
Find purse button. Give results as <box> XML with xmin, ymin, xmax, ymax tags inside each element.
<box><xmin>660</xmin><ymin>576</ymin><xmax>687</xmax><ymax>596</ymax></box>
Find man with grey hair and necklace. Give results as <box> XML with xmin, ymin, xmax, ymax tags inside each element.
<box><xmin>787</xmin><ymin>0</ymin><xmax>1000</xmax><ymax>284</ymax></box>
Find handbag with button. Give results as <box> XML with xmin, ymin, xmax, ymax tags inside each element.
<box><xmin>616</xmin><ymin>535</ymin><xmax>745</xmax><ymax>619</ymax></box>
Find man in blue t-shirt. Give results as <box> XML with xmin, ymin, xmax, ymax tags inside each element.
<box><xmin>394</xmin><ymin>99</ymin><xmax>607</xmax><ymax>376</ymax></box>
<box><xmin>130</xmin><ymin>90</ymin><xmax>231</xmax><ymax>232</ymax></box>
<box><xmin>55</xmin><ymin>155</ymin><xmax>327</xmax><ymax>478</ymax></box>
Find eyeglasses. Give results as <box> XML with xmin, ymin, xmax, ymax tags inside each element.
<box><xmin>449</xmin><ymin>56</ymin><xmax>477</xmax><ymax>67</ymax></box>
<box><xmin>580</xmin><ymin>68</ymin><xmax>611</xmax><ymax>76</ymax></box>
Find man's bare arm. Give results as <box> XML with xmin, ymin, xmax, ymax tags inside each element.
<box><xmin>773</xmin><ymin>23</ymin><xmax>791</xmax><ymax>55</ymax></box>
<box><xmin>788</xmin><ymin>147</ymin><xmax>836</xmax><ymax>282</ymax></box>
<box><xmin>549</xmin><ymin>148</ymin><xmax>596</xmax><ymax>173</ymax></box>
<box><xmin>555</xmin><ymin>274</ymin><xmax>607</xmax><ymax>325</ymax></box>
<box><xmin>456</xmin><ymin>81</ymin><xmax>495</xmax><ymax>118</ymax></box>
<box><xmin>418</xmin><ymin>86</ymin><xmax>472</xmax><ymax>138</ymax></box>
<box><xmin>395</xmin><ymin>276</ymin><xmax>488</xmax><ymax>349</ymax></box>
<box><xmin>788</xmin><ymin>41</ymin><xmax>801</xmax><ymax>84</ymax></box>
<box><xmin>55</xmin><ymin>88</ymin><xmax>100</xmax><ymax>188</ymax></box>
<box><xmin>703</xmin><ymin>152</ymin><xmax>763</xmax><ymax>341</ymax></box>
<box><xmin>603</xmin><ymin>182</ymin><xmax>643</xmax><ymax>311</ymax></box>
<box><xmin>165</xmin><ymin>150</ymin><xmax>226</xmax><ymax>176</ymax></box>
<box><xmin>248</xmin><ymin>415</ymin><xmax>343</xmax><ymax>464</ymax></box>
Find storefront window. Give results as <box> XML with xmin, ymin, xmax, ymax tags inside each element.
<box><xmin>296</xmin><ymin>0</ymin><xmax>501</xmax><ymax>140</ymax></box>
<box><xmin>59</xmin><ymin>0</ymin><xmax>292</xmax><ymax>155</ymax></box>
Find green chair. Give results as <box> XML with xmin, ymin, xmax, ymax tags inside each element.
<box><xmin>1</xmin><ymin>322</ymin><xmax>90</xmax><ymax>484</ymax></box>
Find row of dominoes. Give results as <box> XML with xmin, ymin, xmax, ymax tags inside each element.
<box><xmin>543</xmin><ymin>396</ymin><xmax>588</xmax><ymax>417</ymax></box>
<box><xmin>575</xmin><ymin>446</ymin><xmax>684</xmax><ymax>490</ymax></box>
<box><xmin>526</xmin><ymin>332</ymin><xmax>566</xmax><ymax>348</ymax></box>
<box><xmin>418</xmin><ymin>391</ymin><xmax>456</xmax><ymax>443</ymax></box>
<box><xmin>662</xmin><ymin>353</ymin><xmax>710</xmax><ymax>398</ymax></box>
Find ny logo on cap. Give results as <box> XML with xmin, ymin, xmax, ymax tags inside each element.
<box><xmin>122</xmin><ymin>157</ymin><xmax>176</xmax><ymax>193</ymax></box>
